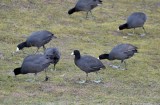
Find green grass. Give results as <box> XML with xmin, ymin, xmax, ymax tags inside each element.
<box><xmin>0</xmin><ymin>0</ymin><xmax>160</xmax><ymax>104</ymax></box>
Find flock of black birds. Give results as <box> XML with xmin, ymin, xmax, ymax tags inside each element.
<box><xmin>13</xmin><ymin>0</ymin><xmax>147</xmax><ymax>83</ymax></box>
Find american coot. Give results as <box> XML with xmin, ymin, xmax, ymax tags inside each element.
<box><xmin>71</xmin><ymin>50</ymin><xmax>106</xmax><ymax>83</ymax></box>
<box><xmin>44</xmin><ymin>48</ymin><xmax>60</xmax><ymax>71</ymax></box>
<box><xmin>16</xmin><ymin>30</ymin><xmax>57</xmax><ymax>53</ymax></box>
<box><xmin>68</xmin><ymin>0</ymin><xmax>102</xmax><ymax>18</ymax></box>
<box><xmin>118</xmin><ymin>12</ymin><xmax>147</xmax><ymax>34</ymax></box>
<box><xmin>13</xmin><ymin>54</ymin><xmax>53</xmax><ymax>81</ymax></box>
<box><xmin>98</xmin><ymin>44</ymin><xmax>138</xmax><ymax>70</ymax></box>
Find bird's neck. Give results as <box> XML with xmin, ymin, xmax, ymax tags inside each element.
<box><xmin>75</xmin><ymin>54</ymin><xmax>81</xmax><ymax>60</ymax></box>
<box><xmin>99</xmin><ymin>54</ymin><xmax>112</xmax><ymax>60</ymax></box>
<box><xmin>119</xmin><ymin>23</ymin><xmax>129</xmax><ymax>30</ymax></box>
<box><xmin>21</xmin><ymin>42</ymin><xmax>30</xmax><ymax>47</ymax></box>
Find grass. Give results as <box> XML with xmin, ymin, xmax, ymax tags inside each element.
<box><xmin>0</xmin><ymin>0</ymin><xmax>160</xmax><ymax>104</ymax></box>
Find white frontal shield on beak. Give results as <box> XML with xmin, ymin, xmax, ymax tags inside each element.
<box><xmin>71</xmin><ymin>52</ymin><xmax>74</xmax><ymax>55</ymax></box>
<box><xmin>16</xmin><ymin>47</ymin><xmax>20</xmax><ymax>52</ymax></box>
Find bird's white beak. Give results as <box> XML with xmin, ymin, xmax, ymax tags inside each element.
<box><xmin>16</xmin><ymin>47</ymin><xmax>20</xmax><ymax>52</ymax></box>
<box><xmin>97</xmin><ymin>57</ymin><xmax>100</xmax><ymax>59</ymax></box>
<box><xmin>71</xmin><ymin>52</ymin><xmax>74</xmax><ymax>55</ymax></box>
<box><xmin>117</xmin><ymin>29</ymin><xmax>120</xmax><ymax>31</ymax></box>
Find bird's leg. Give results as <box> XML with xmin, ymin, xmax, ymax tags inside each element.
<box><xmin>119</xmin><ymin>60</ymin><xmax>127</xmax><ymax>70</ymax></box>
<box><xmin>34</xmin><ymin>73</ymin><xmax>37</xmax><ymax>81</ymax></box>
<box><xmin>35</xmin><ymin>48</ymin><xmax>39</xmax><ymax>54</ymax></box>
<box><xmin>54</xmin><ymin>64</ymin><xmax>56</xmax><ymax>71</ymax></box>
<box><xmin>50</xmin><ymin>64</ymin><xmax>56</xmax><ymax>72</ymax></box>
<box><xmin>123</xmin><ymin>61</ymin><xmax>127</xmax><ymax>70</ymax></box>
<box><xmin>93</xmin><ymin>72</ymin><xmax>102</xmax><ymax>83</ymax></box>
<box><xmin>140</xmin><ymin>27</ymin><xmax>146</xmax><ymax>37</ymax></box>
<box><xmin>85</xmin><ymin>73</ymin><xmax>88</xmax><ymax>82</ymax></box>
<box><xmin>133</xmin><ymin>28</ymin><xmax>135</xmax><ymax>34</ymax></box>
<box><xmin>43</xmin><ymin>45</ymin><xmax>46</xmax><ymax>51</ymax></box>
<box><xmin>44</xmin><ymin>69</ymin><xmax>49</xmax><ymax>81</ymax></box>
<box><xmin>86</xmin><ymin>12</ymin><xmax>89</xmax><ymax>19</ymax></box>
<box><xmin>78</xmin><ymin>73</ymin><xmax>88</xmax><ymax>84</ymax></box>
<box><xmin>119</xmin><ymin>60</ymin><xmax>124</xmax><ymax>70</ymax></box>
<box><xmin>89</xmin><ymin>11</ymin><xmax>95</xmax><ymax>19</ymax></box>
<box><xmin>142</xmin><ymin>27</ymin><xmax>146</xmax><ymax>33</ymax></box>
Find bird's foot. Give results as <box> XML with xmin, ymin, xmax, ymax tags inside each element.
<box><xmin>50</xmin><ymin>69</ymin><xmax>56</xmax><ymax>72</ymax></box>
<box><xmin>140</xmin><ymin>33</ymin><xmax>146</xmax><ymax>37</ymax></box>
<box><xmin>93</xmin><ymin>80</ymin><xmax>102</xmax><ymax>83</ymax></box>
<box><xmin>54</xmin><ymin>68</ymin><xmax>57</xmax><ymax>71</ymax></box>
<box><xmin>110</xmin><ymin>65</ymin><xmax>127</xmax><ymax>70</ymax></box>
<box><xmin>77</xmin><ymin>80</ymin><xmax>86</xmax><ymax>84</ymax></box>
<box><xmin>109</xmin><ymin>65</ymin><xmax>120</xmax><ymax>69</ymax></box>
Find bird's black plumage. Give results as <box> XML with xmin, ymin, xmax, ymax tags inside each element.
<box><xmin>119</xmin><ymin>12</ymin><xmax>147</xmax><ymax>33</ymax></box>
<box><xmin>44</xmin><ymin>48</ymin><xmax>60</xmax><ymax>70</ymax></box>
<box><xmin>68</xmin><ymin>0</ymin><xmax>102</xmax><ymax>18</ymax></box>
<box><xmin>99</xmin><ymin>44</ymin><xmax>138</xmax><ymax>70</ymax></box>
<box><xmin>17</xmin><ymin>30</ymin><xmax>56</xmax><ymax>53</ymax></box>
<box><xmin>72</xmin><ymin>50</ymin><xmax>105</xmax><ymax>83</ymax></box>
<box><xmin>13</xmin><ymin>54</ymin><xmax>52</xmax><ymax>81</ymax></box>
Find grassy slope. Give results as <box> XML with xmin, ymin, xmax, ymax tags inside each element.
<box><xmin>0</xmin><ymin>0</ymin><xmax>160</xmax><ymax>104</ymax></box>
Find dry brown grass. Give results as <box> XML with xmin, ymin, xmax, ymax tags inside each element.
<box><xmin>0</xmin><ymin>0</ymin><xmax>160</xmax><ymax>105</ymax></box>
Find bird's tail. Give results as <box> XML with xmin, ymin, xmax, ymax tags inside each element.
<box><xmin>68</xmin><ymin>7</ymin><xmax>76</xmax><ymax>15</ymax></box>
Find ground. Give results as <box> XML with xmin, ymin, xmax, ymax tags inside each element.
<box><xmin>0</xmin><ymin>0</ymin><xmax>160</xmax><ymax>105</ymax></box>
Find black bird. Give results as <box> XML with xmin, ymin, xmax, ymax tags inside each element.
<box><xmin>13</xmin><ymin>54</ymin><xmax>53</xmax><ymax>81</ymax></box>
<box><xmin>44</xmin><ymin>48</ymin><xmax>60</xmax><ymax>71</ymax></box>
<box><xmin>118</xmin><ymin>12</ymin><xmax>147</xmax><ymax>34</ymax></box>
<box><xmin>68</xmin><ymin>0</ymin><xmax>102</xmax><ymax>18</ymax></box>
<box><xmin>98</xmin><ymin>44</ymin><xmax>138</xmax><ymax>70</ymax></box>
<box><xmin>16</xmin><ymin>30</ymin><xmax>56</xmax><ymax>53</ymax></box>
<box><xmin>71</xmin><ymin>50</ymin><xmax>105</xmax><ymax>83</ymax></box>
